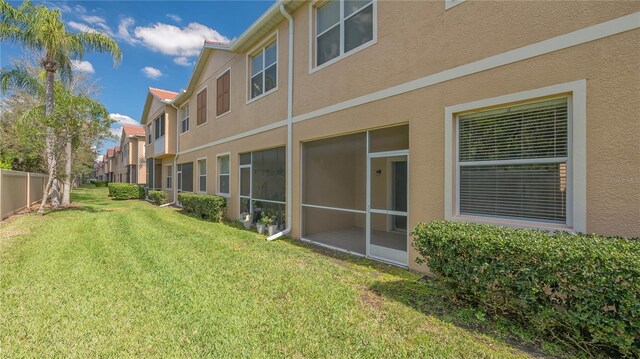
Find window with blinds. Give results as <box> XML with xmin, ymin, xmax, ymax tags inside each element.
<box><xmin>457</xmin><ymin>98</ymin><xmax>568</xmax><ymax>223</ymax></box>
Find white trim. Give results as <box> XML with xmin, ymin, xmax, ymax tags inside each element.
<box><xmin>246</xmin><ymin>30</ymin><xmax>279</xmax><ymax>104</ymax></box>
<box><xmin>301</xmin><ymin>203</ymin><xmax>366</xmax><ymax>214</ymax></box>
<box><xmin>300</xmin><ymin>237</ymin><xmax>367</xmax><ymax>258</ymax></box>
<box><xmin>296</xmin><ymin>11</ymin><xmax>639</xmax><ymax>123</ymax></box>
<box><xmin>165</xmin><ymin>164</ymin><xmax>173</xmax><ymax>189</ymax></box>
<box><xmin>216</xmin><ymin>152</ymin><xmax>231</xmax><ymax>197</ymax></box>
<box><xmin>444</xmin><ymin>80</ymin><xmax>587</xmax><ymax>232</ymax></box>
<box><xmin>196</xmin><ymin>156</ymin><xmax>207</xmax><ymax>193</ymax></box>
<box><xmin>308</xmin><ymin>0</ymin><xmax>378</xmax><ymax>74</ymax></box>
<box><xmin>176</xmin><ymin>12</ymin><xmax>639</xmax><ymax>159</ymax></box>
<box><xmin>179</xmin><ymin>102</ymin><xmax>190</xmax><ymax>135</ymax></box>
<box><xmin>444</xmin><ymin>0</ymin><xmax>465</xmax><ymax>11</ymax></box>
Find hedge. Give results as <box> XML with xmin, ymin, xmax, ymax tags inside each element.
<box><xmin>107</xmin><ymin>183</ymin><xmax>144</xmax><ymax>200</ymax></box>
<box><xmin>413</xmin><ymin>221</ymin><xmax>640</xmax><ymax>356</ymax></box>
<box><xmin>148</xmin><ymin>190</ymin><xmax>168</xmax><ymax>205</ymax></box>
<box><xmin>178</xmin><ymin>192</ymin><xmax>226</xmax><ymax>222</ymax></box>
<box><xmin>93</xmin><ymin>180</ymin><xmax>108</xmax><ymax>187</ymax></box>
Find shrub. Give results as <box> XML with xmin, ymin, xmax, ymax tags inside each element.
<box><xmin>148</xmin><ymin>190</ymin><xmax>168</xmax><ymax>205</ymax></box>
<box><xmin>178</xmin><ymin>192</ymin><xmax>226</xmax><ymax>222</ymax></box>
<box><xmin>413</xmin><ymin>221</ymin><xmax>640</xmax><ymax>356</ymax></box>
<box><xmin>107</xmin><ymin>183</ymin><xmax>144</xmax><ymax>200</ymax></box>
<box><xmin>93</xmin><ymin>180</ymin><xmax>108</xmax><ymax>187</ymax></box>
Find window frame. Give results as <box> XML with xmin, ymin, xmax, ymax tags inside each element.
<box><xmin>147</xmin><ymin>123</ymin><xmax>152</xmax><ymax>144</ymax></box>
<box><xmin>216</xmin><ymin>68</ymin><xmax>232</xmax><ymax>117</ymax></box>
<box><xmin>444</xmin><ymin>0</ymin><xmax>465</xmax><ymax>10</ymax></box>
<box><xmin>309</xmin><ymin>0</ymin><xmax>377</xmax><ymax>74</ymax></box>
<box><xmin>246</xmin><ymin>31</ymin><xmax>279</xmax><ymax>104</ymax></box>
<box><xmin>180</xmin><ymin>102</ymin><xmax>190</xmax><ymax>134</ymax></box>
<box><xmin>154</xmin><ymin>113</ymin><xmax>165</xmax><ymax>140</ymax></box>
<box><xmin>444</xmin><ymin>80</ymin><xmax>587</xmax><ymax>232</ymax></box>
<box><xmin>197</xmin><ymin>157</ymin><xmax>207</xmax><ymax>193</ymax></box>
<box><xmin>217</xmin><ymin>152</ymin><xmax>231</xmax><ymax>197</ymax></box>
<box><xmin>196</xmin><ymin>87</ymin><xmax>208</xmax><ymax>127</ymax></box>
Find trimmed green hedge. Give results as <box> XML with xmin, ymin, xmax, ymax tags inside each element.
<box><xmin>93</xmin><ymin>180</ymin><xmax>108</xmax><ymax>187</ymax></box>
<box><xmin>413</xmin><ymin>221</ymin><xmax>640</xmax><ymax>356</ymax></box>
<box><xmin>178</xmin><ymin>192</ymin><xmax>226</xmax><ymax>222</ymax></box>
<box><xmin>148</xmin><ymin>190</ymin><xmax>168</xmax><ymax>205</ymax></box>
<box><xmin>107</xmin><ymin>183</ymin><xmax>144</xmax><ymax>200</ymax></box>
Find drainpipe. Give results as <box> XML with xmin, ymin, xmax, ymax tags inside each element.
<box><xmin>267</xmin><ymin>3</ymin><xmax>293</xmax><ymax>241</ymax></box>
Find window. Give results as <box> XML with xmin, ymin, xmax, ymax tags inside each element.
<box><xmin>249</xmin><ymin>41</ymin><xmax>277</xmax><ymax>99</ymax></box>
<box><xmin>123</xmin><ymin>144</ymin><xmax>128</xmax><ymax>162</ymax></box>
<box><xmin>456</xmin><ymin>98</ymin><xmax>569</xmax><ymax>224</ymax></box>
<box><xmin>197</xmin><ymin>89</ymin><xmax>207</xmax><ymax>126</ymax></box>
<box><xmin>154</xmin><ymin>114</ymin><xmax>165</xmax><ymax>139</ymax></box>
<box><xmin>218</xmin><ymin>154</ymin><xmax>230</xmax><ymax>195</ymax></box>
<box><xmin>198</xmin><ymin>158</ymin><xmax>207</xmax><ymax>192</ymax></box>
<box><xmin>180</xmin><ymin>104</ymin><xmax>189</xmax><ymax>133</ymax></box>
<box><xmin>445</xmin><ymin>0</ymin><xmax>465</xmax><ymax>10</ymax></box>
<box><xmin>217</xmin><ymin>71</ymin><xmax>231</xmax><ymax>115</ymax></box>
<box><xmin>315</xmin><ymin>0</ymin><xmax>374</xmax><ymax>67</ymax></box>
<box><xmin>166</xmin><ymin>165</ymin><xmax>172</xmax><ymax>189</ymax></box>
<box><xmin>147</xmin><ymin>123</ymin><xmax>152</xmax><ymax>144</ymax></box>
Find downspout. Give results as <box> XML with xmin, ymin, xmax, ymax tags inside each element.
<box><xmin>267</xmin><ymin>3</ymin><xmax>293</xmax><ymax>241</ymax></box>
<box><xmin>163</xmin><ymin>100</ymin><xmax>182</xmax><ymax>207</ymax></box>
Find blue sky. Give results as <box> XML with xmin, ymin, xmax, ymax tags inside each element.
<box><xmin>1</xmin><ymin>0</ymin><xmax>275</xmax><ymax>157</ymax></box>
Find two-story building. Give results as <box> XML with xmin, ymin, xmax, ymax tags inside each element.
<box><xmin>142</xmin><ymin>0</ymin><xmax>640</xmax><ymax>271</ymax></box>
<box><xmin>118</xmin><ymin>125</ymin><xmax>147</xmax><ymax>184</ymax></box>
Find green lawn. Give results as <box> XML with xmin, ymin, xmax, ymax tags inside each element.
<box><xmin>0</xmin><ymin>187</ymin><xmax>552</xmax><ymax>357</ymax></box>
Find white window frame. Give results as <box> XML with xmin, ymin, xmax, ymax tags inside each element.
<box><xmin>166</xmin><ymin>164</ymin><xmax>172</xmax><ymax>189</ymax></box>
<box><xmin>216</xmin><ymin>67</ymin><xmax>232</xmax><ymax>118</ymax></box>
<box><xmin>217</xmin><ymin>152</ymin><xmax>231</xmax><ymax>197</ymax></box>
<box><xmin>180</xmin><ymin>102</ymin><xmax>190</xmax><ymax>134</ymax></box>
<box><xmin>246</xmin><ymin>32</ymin><xmax>278</xmax><ymax>104</ymax></box>
<box><xmin>444</xmin><ymin>0</ymin><xmax>465</xmax><ymax>10</ymax></box>
<box><xmin>197</xmin><ymin>157</ymin><xmax>207</xmax><ymax>193</ymax></box>
<box><xmin>154</xmin><ymin>114</ymin><xmax>165</xmax><ymax>140</ymax></box>
<box><xmin>444</xmin><ymin>80</ymin><xmax>587</xmax><ymax>232</ymax></box>
<box><xmin>308</xmin><ymin>0</ymin><xmax>378</xmax><ymax>74</ymax></box>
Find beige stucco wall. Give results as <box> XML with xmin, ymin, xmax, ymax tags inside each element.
<box><xmin>147</xmin><ymin>2</ymin><xmax>639</xmax><ymax>271</ymax></box>
<box><xmin>144</xmin><ymin>99</ymin><xmax>177</xmax><ymax>160</ymax></box>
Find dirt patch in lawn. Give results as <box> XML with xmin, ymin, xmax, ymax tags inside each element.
<box><xmin>360</xmin><ymin>289</ymin><xmax>384</xmax><ymax>309</ymax></box>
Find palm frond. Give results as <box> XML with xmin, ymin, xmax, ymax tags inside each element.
<box><xmin>0</xmin><ymin>67</ymin><xmax>44</xmax><ymax>94</ymax></box>
<box><xmin>72</xmin><ymin>32</ymin><xmax>122</xmax><ymax>66</ymax></box>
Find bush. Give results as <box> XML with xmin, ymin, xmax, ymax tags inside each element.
<box><xmin>107</xmin><ymin>183</ymin><xmax>144</xmax><ymax>200</ymax></box>
<box><xmin>412</xmin><ymin>221</ymin><xmax>640</xmax><ymax>356</ymax></box>
<box><xmin>178</xmin><ymin>192</ymin><xmax>226</xmax><ymax>222</ymax></box>
<box><xmin>148</xmin><ymin>190</ymin><xmax>168</xmax><ymax>205</ymax></box>
<box><xmin>93</xmin><ymin>180</ymin><xmax>108</xmax><ymax>187</ymax></box>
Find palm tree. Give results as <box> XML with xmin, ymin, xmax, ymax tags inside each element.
<box><xmin>0</xmin><ymin>0</ymin><xmax>121</xmax><ymax>212</ymax></box>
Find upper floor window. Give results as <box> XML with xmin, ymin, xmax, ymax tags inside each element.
<box><xmin>154</xmin><ymin>114</ymin><xmax>165</xmax><ymax>139</ymax></box>
<box><xmin>314</xmin><ymin>0</ymin><xmax>375</xmax><ymax>68</ymax></box>
<box><xmin>197</xmin><ymin>89</ymin><xmax>207</xmax><ymax>126</ymax></box>
<box><xmin>180</xmin><ymin>103</ymin><xmax>190</xmax><ymax>133</ymax></box>
<box><xmin>217</xmin><ymin>70</ymin><xmax>231</xmax><ymax>115</ymax></box>
<box><xmin>249</xmin><ymin>41</ymin><xmax>277</xmax><ymax>100</ymax></box>
<box><xmin>147</xmin><ymin>123</ymin><xmax>152</xmax><ymax>144</ymax></box>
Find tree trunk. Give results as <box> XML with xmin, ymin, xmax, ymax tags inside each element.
<box><xmin>37</xmin><ymin>64</ymin><xmax>58</xmax><ymax>215</ymax></box>
<box><xmin>62</xmin><ymin>139</ymin><xmax>72</xmax><ymax>206</ymax></box>
<box><xmin>50</xmin><ymin>179</ymin><xmax>61</xmax><ymax>208</ymax></box>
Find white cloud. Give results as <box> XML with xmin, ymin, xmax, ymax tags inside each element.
<box><xmin>71</xmin><ymin>60</ymin><xmax>95</xmax><ymax>74</ymax></box>
<box><xmin>133</xmin><ymin>22</ymin><xmax>229</xmax><ymax>58</ymax></box>
<box><xmin>109</xmin><ymin>113</ymin><xmax>139</xmax><ymax>126</ymax></box>
<box><xmin>167</xmin><ymin>14</ymin><xmax>182</xmax><ymax>23</ymax></box>
<box><xmin>67</xmin><ymin>21</ymin><xmax>98</xmax><ymax>33</ymax></box>
<box><xmin>173</xmin><ymin>57</ymin><xmax>192</xmax><ymax>67</ymax></box>
<box><xmin>117</xmin><ymin>17</ymin><xmax>139</xmax><ymax>45</ymax></box>
<box><xmin>141</xmin><ymin>67</ymin><xmax>163</xmax><ymax>79</ymax></box>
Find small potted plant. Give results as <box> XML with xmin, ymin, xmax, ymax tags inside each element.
<box><xmin>262</xmin><ymin>211</ymin><xmax>278</xmax><ymax>236</ymax></box>
<box><xmin>240</xmin><ymin>212</ymin><xmax>252</xmax><ymax>229</ymax></box>
<box><xmin>258</xmin><ymin>213</ymin><xmax>273</xmax><ymax>235</ymax></box>
<box><xmin>256</xmin><ymin>215</ymin><xmax>267</xmax><ymax>235</ymax></box>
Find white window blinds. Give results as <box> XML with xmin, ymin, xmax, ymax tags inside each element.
<box><xmin>458</xmin><ymin>98</ymin><xmax>569</xmax><ymax>223</ymax></box>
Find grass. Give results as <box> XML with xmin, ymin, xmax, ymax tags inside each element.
<box><xmin>0</xmin><ymin>186</ymin><xmax>560</xmax><ymax>357</ymax></box>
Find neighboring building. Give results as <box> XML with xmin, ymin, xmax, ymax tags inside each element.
<box><xmin>141</xmin><ymin>87</ymin><xmax>178</xmax><ymax>200</ymax></box>
<box><xmin>141</xmin><ymin>1</ymin><xmax>640</xmax><ymax>271</ymax></box>
<box><xmin>119</xmin><ymin>125</ymin><xmax>147</xmax><ymax>184</ymax></box>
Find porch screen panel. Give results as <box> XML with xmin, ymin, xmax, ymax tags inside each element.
<box><xmin>178</xmin><ymin>162</ymin><xmax>193</xmax><ymax>192</ymax></box>
<box><xmin>302</xmin><ymin>133</ymin><xmax>366</xmax><ymax>254</ymax></box>
<box><xmin>458</xmin><ymin>98</ymin><xmax>568</xmax><ymax>223</ymax></box>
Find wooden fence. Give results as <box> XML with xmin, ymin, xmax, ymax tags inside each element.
<box><xmin>0</xmin><ymin>169</ymin><xmax>47</xmax><ymax>220</ymax></box>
